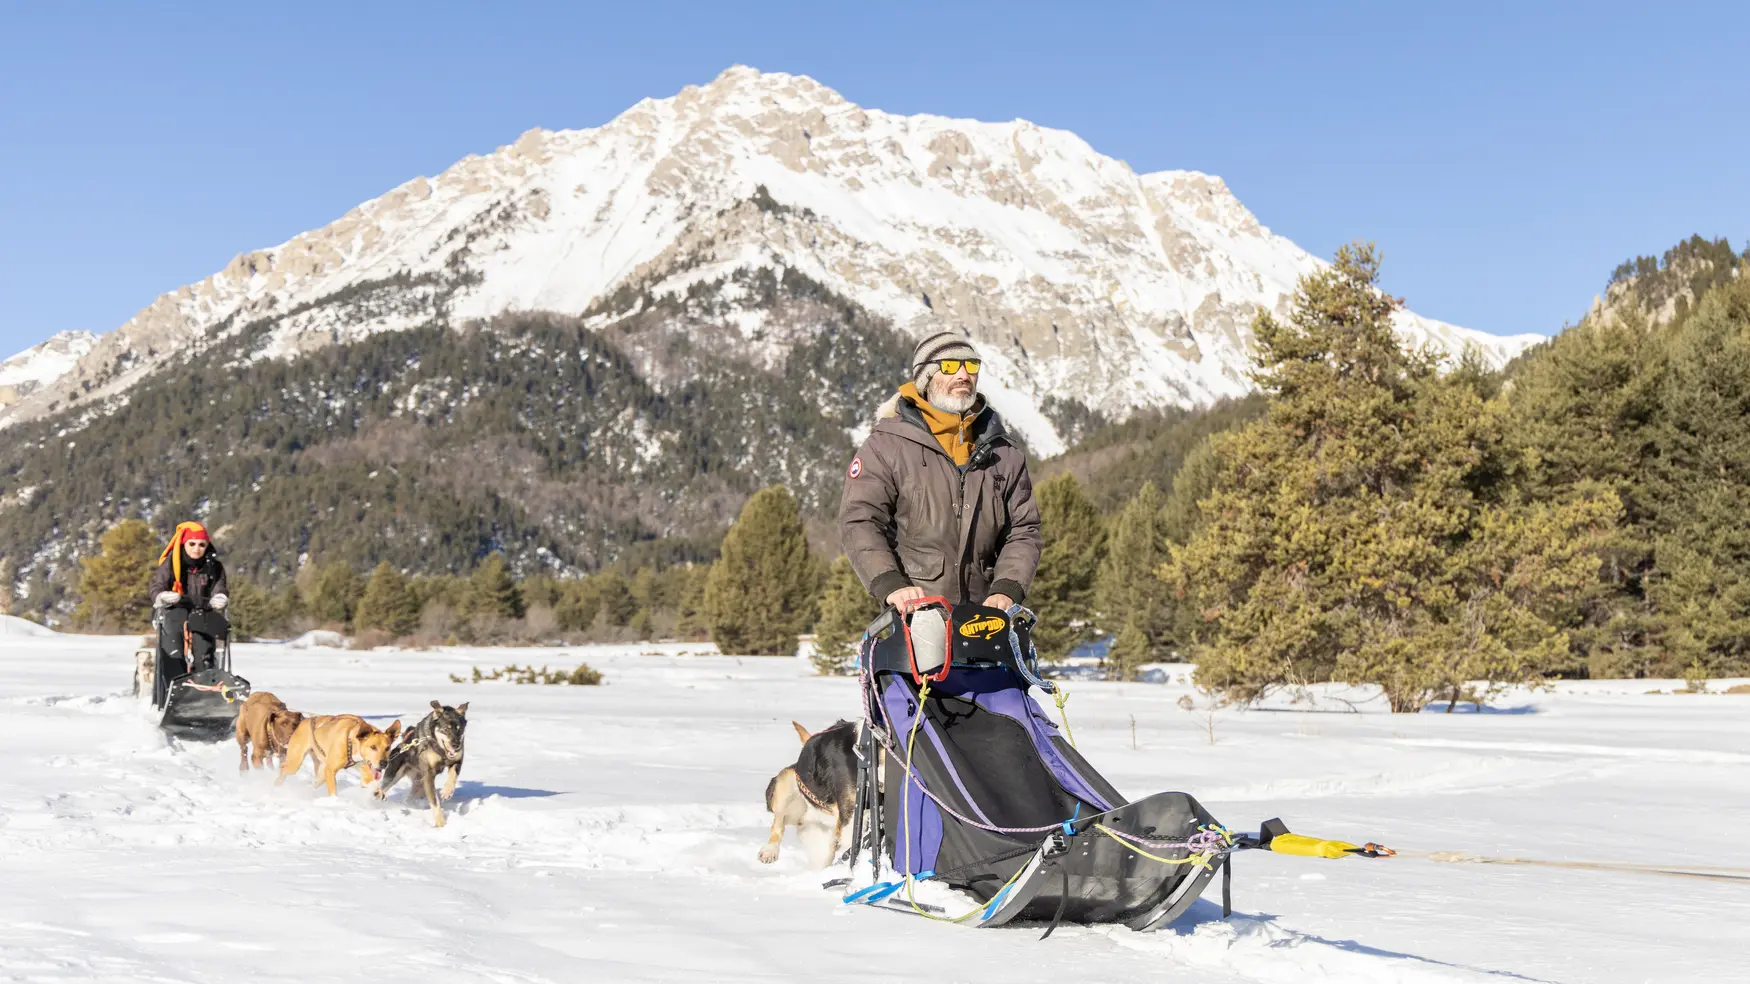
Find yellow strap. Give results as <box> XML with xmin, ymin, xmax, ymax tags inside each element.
<box><xmin>1270</xmin><ymin>833</ymin><xmax>1361</xmax><ymax>859</ymax></box>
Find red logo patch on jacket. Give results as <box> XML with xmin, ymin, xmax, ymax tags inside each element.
<box><xmin>848</xmin><ymin>456</ymin><xmax>863</xmax><ymax>479</ymax></box>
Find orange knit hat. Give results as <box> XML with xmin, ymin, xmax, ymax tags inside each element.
<box><xmin>157</xmin><ymin>522</ymin><xmax>211</xmax><ymax>593</ymax></box>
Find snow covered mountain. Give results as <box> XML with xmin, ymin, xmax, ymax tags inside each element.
<box><xmin>0</xmin><ymin>331</ymin><xmax>96</xmax><ymax>410</ymax></box>
<box><xmin>0</xmin><ymin>66</ymin><xmax>1537</xmax><ymax>454</ymax></box>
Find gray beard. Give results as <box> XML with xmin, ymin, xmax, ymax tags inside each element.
<box><xmin>927</xmin><ymin>382</ymin><xmax>976</xmax><ymax>415</ymax></box>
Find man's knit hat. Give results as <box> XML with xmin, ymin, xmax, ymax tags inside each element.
<box><xmin>910</xmin><ymin>331</ymin><xmax>981</xmax><ymax>394</ymax></box>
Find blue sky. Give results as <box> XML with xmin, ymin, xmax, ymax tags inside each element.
<box><xmin>2</xmin><ymin>1</ymin><xmax>1746</xmax><ymax>357</ymax></box>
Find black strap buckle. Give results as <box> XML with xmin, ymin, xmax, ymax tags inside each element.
<box><xmin>1043</xmin><ymin>829</ymin><xmax>1071</xmax><ymax>859</ymax></box>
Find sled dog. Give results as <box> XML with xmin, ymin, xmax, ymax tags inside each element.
<box><xmin>234</xmin><ymin>692</ymin><xmax>304</xmax><ymax>772</ymax></box>
<box><xmin>276</xmin><ymin>714</ymin><xmax>401</xmax><ymax>795</ymax></box>
<box><xmin>132</xmin><ymin>638</ymin><xmax>156</xmax><ymax>699</ymax></box>
<box><xmin>761</xmin><ymin>720</ymin><xmax>867</xmax><ymax>868</ymax></box>
<box><xmin>375</xmin><ymin>700</ymin><xmax>468</xmax><ymax>827</ymax></box>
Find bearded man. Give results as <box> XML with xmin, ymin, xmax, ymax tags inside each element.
<box><xmin>838</xmin><ymin>332</ymin><xmax>1042</xmax><ymax>613</ymax></box>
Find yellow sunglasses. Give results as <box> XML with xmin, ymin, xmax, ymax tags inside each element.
<box><xmin>937</xmin><ymin>359</ymin><xmax>981</xmax><ymax>375</ymax></box>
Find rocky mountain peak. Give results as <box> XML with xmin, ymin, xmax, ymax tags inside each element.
<box><xmin>0</xmin><ymin>68</ymin><xmax>1541</xmax><ymax>454</ymax></box>
<box><xmin>0</xmin><ymin>330</ymin><xmax>97</xmax><ymax>410</ymax></box>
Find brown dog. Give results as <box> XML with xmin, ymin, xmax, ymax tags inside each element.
<box><xmin>234</xmin><ymin>692</ymin><xmax>305</xmax><ymax>772</ymax></box>
<box><xmin>275</xmin><ymin>714</ymin><xmax>402</xmax><ymax>795</ymax></box>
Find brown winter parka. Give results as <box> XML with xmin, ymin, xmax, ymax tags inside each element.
<box><xmin>838</xmin><ymin>391</ymin><xmax>1042</xmax><ymax>607</ymax></box>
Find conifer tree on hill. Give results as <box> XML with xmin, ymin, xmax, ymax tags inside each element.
<box><xmin>1166</xmin><ymin>243</ymin><xmax>1617</xmax><ymax>711</ymax></box>
<box><xmin>72</xmin><ymin>519</ymin><xmax>159</xmax><ymax>632</ymax></box>
<box><xmin>1097</xmin><ymin>481</ymin><xmax>1174</xmax><ymax>680</ymax></box>
<box><xmin>1638</xmin><ymin>273</ymin><xmax>1750</xmax><ymax>677</ymax></box>
<box><xmin>356</xmin><ymin>562</ymin><xmax>420</xmax><ymax>637</ymax></box>
<box><xmin>1505</xmin><ymin>312</ymin><xmax>1663</xmax><ymax>676</ymax></box>
<box><xmin>674</xmin><ymin>564</ymin><xmax>712</xmax><ymax>640</ymax></box>
<box><xmin>1029</xmin><ymin>471</ymin><xmax>1107</xmax><ymax>662</ymax></box>
<box><xmin>469</xmin><ymin>553</ymin><xmax>525</xmax><ymax>620</ymax></box>
<box><xmin>812</xmin><ymin>555</ymin><xmax>880</xmax><ymax>675</ymax></box>
<box><xmin>224</xmin><ymin>577</ymin><xmax>274</xmax><ymax>641</ymax></box>
<box><xmin>307</xmin><ymin>560</ymin><xmax>364</xmax><ymax>629</ymax></box>
<box><xmin>705</xmin><ymin>485</ymin><xmax>820</xmax><ymax>656</ymax></box>
<box><xmin>595</xmin><ymin>570</ymin><xmax>637</xmax><ymax>628</ymax></box>
<box><xmin>555</xmin><ymin>578</ymin><xmax>601</xmax><ymax>633</ymax></box>
<box><xmin>1504</xmin><ymin>254</ymin><xmax>1750</xmax><ymax>679</ymax></box>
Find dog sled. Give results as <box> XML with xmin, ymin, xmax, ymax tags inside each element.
<box><xmin>834</xmin><ymin>600</ymin><xmax>1391</xmax><ymax>935</ymax></box>
<box><xmin>151</xmin><ymin>607</ymin><xmax>251</xmax><ymax>742</ymax></box>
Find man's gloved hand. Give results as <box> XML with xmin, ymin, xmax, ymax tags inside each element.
<box><xmin>155</xmin><ymin>591</ymin><xmax>181</xmax><ymax>608</ymax></box>
<box><xmin>210</xmin><ymin>593</ymin><xmax>229</xmax><ymax>610</ymax></box>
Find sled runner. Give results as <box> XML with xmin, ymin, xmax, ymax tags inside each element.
<box><xmin>155</xmin><ymin>608</ymin><xmax>251</xmax><ymax>742</ymax></box>
<box><xmin>838</xmin><ymin>600</ymin><xmax>1390</xmax><ymax>934</ymax></box>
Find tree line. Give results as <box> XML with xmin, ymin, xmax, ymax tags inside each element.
<box><xmin>1031</xmin><ymin>238</ymin><xmax>1750</xmax><ymax>709</ymax></box>
<box><xmin>40</xmin><ymin>234</ymin><xmax>1750</xmax><ymax>713</ymax></box>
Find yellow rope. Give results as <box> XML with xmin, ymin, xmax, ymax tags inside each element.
<box><xmin>1093</xmin><ymin>824</ymin><xmax>1218</xmax><ymax>869</ymax></box>
<box><xmin>1052</xmin><ymin>682</ymin><xmax>1076</xmax><ymax>747</ymax></box>
<box><xmin>898</xmin><ymin>678</ymin><xmax>933</xmax><ymax>917</ymax></box>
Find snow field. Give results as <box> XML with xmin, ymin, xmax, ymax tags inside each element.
<box><xmin>1</xmin><ymin>632</ymin><xmax>1745</xmax><ymax>982</ymax></box>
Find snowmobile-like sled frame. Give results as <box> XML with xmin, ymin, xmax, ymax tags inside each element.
<box><xmin>834</xmin><ymin>600</ymin><xmax>1390</xmax><ymax>935</ymax></box>
<box><xmin>155</xmin><ymin>607</ymin><xmax>251</xmax><ymax>742</ymax></box>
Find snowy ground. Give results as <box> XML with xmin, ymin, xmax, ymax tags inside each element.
<box><xmin>1</xmin><ymin>622</ymin><xmax>1746</xmax><ymax>983</ymax></box>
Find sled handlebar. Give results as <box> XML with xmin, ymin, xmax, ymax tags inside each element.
<box><xmin>900</xmin><ymin>597</ymin><xmax>953</xmax><ymax>685</ymax></box>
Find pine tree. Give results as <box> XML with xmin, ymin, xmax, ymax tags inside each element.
<box><xmin>1105</xmin><ymin>618</ymin><xmax>1153</xmax><ymax>684</ymax></box>
<box><xmin>631</xmin><ymin>607</ymin><xmax>655</xmax><ymax>640</ymax></box>
<box><xmin>1637</xmin><ymin>274</ymin><xmax>1750</xmax><ymax>676</ymax></box>
<box><xmin>1161</xmin><ymin>437</ymin><xmax>1219</xmax><ymax>548</ymax></box>
<box><xmin>272</xmin><ymin>582</ymin><xmax>304</xmax><ymax>630</ymax></box>
<box><xmin>520</xmin><ymin>574</ymin><xmax>563</xmax><ymax>609</ymax></box>
<box><xmin>631</xmin><ymin>566</ymin><xmax>669</xmax><ymax>613</ymax></box>
<box><xmin>356</xmin><ymin>562</ymin><xmax>420</xmax><ymax>637</ymax></box>
<box><xmin>1096</xmin><ymin>482</ymin><xmax>1172</xmax><ymax>679</ymax></box>
<box><xmin>812</xmin><ymin>556</ymin><xmax>880</xmax><ymax>675</ymax></box>
<box><xmin>555</xmin><ymin>578</ymin><xmax>601</xmax><ymax>633</ymax></box>
<box><xmin>1506</xmin><ymin>312</ymin><xmax>1662</xmax><ymax>676</ymax></box>
<box><xmin>0</xmin><ymin>556</ymin><xmax>13</xmax><ymax>617</ymax></box>
<box><xmin>1029</xmin><ymin>472</ymin><xmax>1107</xmax><ymax>661</ymax></box>
<box><xmin>1165</xmin><ymin>244</ymin><xmax>1616</xmax><ymax>711</ymax></box>
<box><xmin>307</xmin><ymin>560</ymin><xmax>364</xmax><ymax>629</ymax></box>
<box><xmin>596</xmin><ymin>571</ymin><xmax>637</xmax><ymax>627</ymax></box>
<box><xmin>705</xmin><ymin>485</ymin><xmax>820</xmax><ymax>656</ymax></box>
<box><xmin>674</xmin><ymin>564</ymin><xmax>711</xmax><ymax>640</ymax></box>
<box><xmin>469</xmin><ymin>554</ymin><xmax>524</xmax><ymax>620</ymax></box>
<box><xmin>225</xmin><ymin>577</ymin><xmax>273</xmax><ymax>641</ymax></box>
<box><xmin>72</xmin><ymin>519</ymin><xmax>159</xmax><ymax>631</ymax></box>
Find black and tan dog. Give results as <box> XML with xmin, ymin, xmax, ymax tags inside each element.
<box><xmin>374</xmin><ymin>700</ymin><xmax>467</xmax><ymax>827</ymax></box>
<box><xmin>760</xmin><ymin>719</ymin><xmax>866</xmax><ymax>868</ymax></box>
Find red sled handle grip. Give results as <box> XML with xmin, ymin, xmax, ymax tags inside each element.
<box><xmin>900</xmin><ymin>596</ymin><xmax>954</xmax><ymax>685</ymax></box>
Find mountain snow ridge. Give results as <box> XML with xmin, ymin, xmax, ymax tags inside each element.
<box><xmin>0</xmin><ymin>66</ymin><xmax>1541</xmax><ymax>454</ymax></box>
<box><xmin>0</xmin><ymin>331</ymin><xmax>97</xmax><ymax>409</ymax></box>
